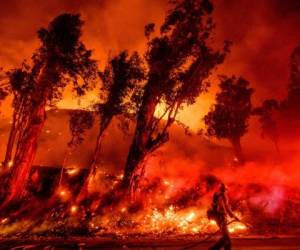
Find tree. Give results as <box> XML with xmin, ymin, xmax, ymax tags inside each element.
<box><xmin>58</xmin><ymin>110</ymin><xmax>95</xmax><ymax>185</ymax></box>
<box><xmin>68</xmin><ymin>110</ymin><xmax>95</xmax><ymax>149</ymax></box>
<box><xmin>204</xmin><ymin>75</ymin><xmax>253</xmax><ymax>164</ymax></box>
<box><xmin>77</xmin><ymin>50</ymin><xmax>145</xmax><ymax>201</ymax></box>
<box><xmin>252</xmin><ymin>99</ymin><xmax>280</xmax><ymax>154</ymax></box>
<box><xmin>2</xmin><ymin>13</ymin><xmax>98</xmax><ymax>206</ymax></box>
<box><xmin>2</xmin><ymin>64</ymin><xmax>34</xmax><ymax>168</ymax></box>
<box><xmin>121</xmin><ymin>0</ymin><xmax>228</xmax><ymax>191</ymax></box>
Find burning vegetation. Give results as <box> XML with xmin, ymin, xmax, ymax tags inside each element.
<box><xmin>0</xmin><ymin>0</ymin><xmax>300</xmax><ymax>244</ymax></box>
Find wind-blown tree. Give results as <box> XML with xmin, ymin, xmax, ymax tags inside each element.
<box><xmin>2</xmin><ymin>13</ymin><xmax>98</xmax><ymax>206</ymax></box>
<box><xmin>204</xmin><ymin>75</ymin><xmax>253</xmax><ymax>164</ymax></box>
<box><xmin>121</xmin><ymin>0</ymin><xmax>229</xmax><ymax>191</ymax></box>
<box><xmin>68</xmin><ymin>110</ymin><xmax>95</xmax><ymax>149</ymax></box>
<box><xmin>91</xmin><ymin>51</ymin><xmax>145</xmax><ymax>175</ymax></box>
<box><xmin>58</xmin><ymin>110</ymin><xmax>95</xmax><ymax>185</ymax></box>
<box><xmin>2</xmin><ymin>65</ymin><xmax>34</xmax><ymax>168</ymax></box>
<box><xmin>77</xmin><ymin>50</ymin><xmax>145</xmax><ymax>201</ymax></box>
<box><xmin>252</xmin><ymin>99</ymin><xmax>280</xmax><ymax>154</ymax></box>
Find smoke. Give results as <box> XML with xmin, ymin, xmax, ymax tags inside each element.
<box><xmin>1</xmin><ymin>0</ymin><xmax>300</xmax><ymax>128</ymax></box>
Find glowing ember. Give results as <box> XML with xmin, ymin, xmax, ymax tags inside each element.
<box><xmin>228</xmin><ymin>222</ymin><xmax>247</xmax><ymax>233</ymax></box>
<box><xmin>70</xmin><ymin>206</ymin><xmax>78</xmax><ymax>214</ymax></box>
<box><xmin>0</xmin><ymin>218</ymin><xmax>8</xmax><ymax>224</ymax></box>
<box><xmin>59</xmin><ymin>190</ymin><xmax>66</xmax><ymax>196</ymax></box>
<box><xmin>66</xmin><ymin>168</ymin><xmax>79</xmax><ymax>176</ymax></box>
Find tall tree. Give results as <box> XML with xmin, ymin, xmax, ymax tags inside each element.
<box><xmin>204</xmin><ymin>75</ymin><xmax>253</xmax><ymax>164</ymax></box>
<box><xmin>58</xmin><ymin>109</ymin><xmax>95</xmax><ymax>185</ymax></box>
<box><xmin>77</xmin><ymin>50</ymin><xmax>145</xmax><ymax>201</ymax></box>
<box><xmin>2</xmin><ymin>65</ymin><xmax>34</xmax><ymax>168</ymax></box>
<box><xmin>252</xmin><ymin>99</ymin><xmax>280</xmax><ymax>154</ymax></box>
<box><xmin>2</xmin><ymin>14</ymin><xmax>98</xmax><ymax>206</ymax></box>
<box><xmin>121</xmin><ymin>0</ymin><xmax>228</xmax><ymax>191</ymax></box>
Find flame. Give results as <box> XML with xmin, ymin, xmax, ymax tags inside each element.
<box><xmin>0</xmin><ymin>218</ymin><xmax>8</xmax><ymax>225</ymax></box>
<box><xmin>66</xmin><ymin>168</ymin><xmax>79</xmax><ymax>176</ymax></box>
<box><xmin>70</xmin><ymin>206</ymin><xmax>78</xmax><ymax>214</ymax></box>
<box><xmin>228</xmin><ymin>221</ymin><xmax>247</xmax><ymax>233</ymax></box>
<box><xmin>59</xmin><ymin>190</ymin><xmax>66</xmax><ymax>196</ymax></box>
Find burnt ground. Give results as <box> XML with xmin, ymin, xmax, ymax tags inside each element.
<box><xmin>0</xmin><ymin>236</ymin><xmax>300</xmax><ymax>250</ymax></box>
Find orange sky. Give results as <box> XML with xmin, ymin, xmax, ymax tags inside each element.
<box><xmin>1</xmin><ymin>0</ymin><xmax>300</xmax><ymax>130</ymax></box>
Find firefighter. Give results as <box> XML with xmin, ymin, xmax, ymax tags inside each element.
<box><xmin>207</xmin><ymin>183</ymin><xmax>239</xmax><ymax>250</ymax></box>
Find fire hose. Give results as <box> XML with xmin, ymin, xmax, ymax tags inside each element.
<box><xmin>180</xmin><ymin>219</ymin><xmax>251</xmax><ymax>250</ymax></box>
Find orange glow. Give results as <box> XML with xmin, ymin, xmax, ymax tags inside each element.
<box><xmin>70</xmin><ymin>205</ymin><xmax>78</xmax><ymax>214</ymax></box>
<box><xmin>66</xmin><ymin>168</ymin><xmax>79</xmax><ymax>176</ymax></box>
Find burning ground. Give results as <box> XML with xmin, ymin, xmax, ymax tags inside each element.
<box><xmin>0</xmin><ymin>109</ymin><xmax>300</xmax><ymax>238</ymax></box>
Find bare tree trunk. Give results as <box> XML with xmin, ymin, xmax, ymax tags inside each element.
<box><xmin>121</xmin><ymin>140</ymin><xmax>144</xmax><ymax>189</ymax></box>
<box><xmin>230</xmin><ymin>136</ymin><xmax>244</xmax><ymax>164</ymax></box>
<box><xmin>3</xmin><ymin>100</ymin><xmax>46</xmax><ymax>205</ymax></box>
<box><xmin>90</xmin><ymin>117</ymin><xmax>112</xmax><ymax>175</ymax></box>
<box><xmin>122</xmin><ymin>83</ymin><xmax>159</xmax><ymax>190</ymax></box>
<box><xmin>76</xmin><ymin>116</ymin><xmax>112</xmax><ymax>203</ymax></box>
<box><xmin>3</xmin><ymin>119</ymin><xmax>18</xmax><ymax>168</ymax></box>
<box><xmin>2</xmin><ymin>100</ymin><xmax>25</xmax><ymax>168</ymax></box>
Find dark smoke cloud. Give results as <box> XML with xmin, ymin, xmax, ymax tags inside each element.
<box><xmin>214</xmin><ymin>0</ymin><xmax>300</xmax><ymax>103</ymax></box>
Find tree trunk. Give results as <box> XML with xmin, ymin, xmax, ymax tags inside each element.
<box><xmin>230</xmin><ymin>136</ymin><xmax>244</xmax><ymax>164</ymax></box>
<box><xmin>122</xmin><ymin>83</ymin><xmax>159</xmax><ymax>190</ymax></box>
<box><xmin>121</xmin><ymin>139</ymin><xmax>144</xmax><ymax>189</ymax></box>
<box><xmin>2</xmin><ymin>100</ymin><xmax>25</xmax><ymax>168</ymax></box>
<box><xmin>3</xmin><ymin>118</ymin><xmax>18</xmax><ymax>168</ymax></box>
<box><xmin>76</xmin><ymin>116</ymin><xmax>112</xmax><ymax>203</ymax></box>
<box><xmin>3</xmin><ymin>101</ymin><xmax>46</xmax><ymax>205</ymax></box>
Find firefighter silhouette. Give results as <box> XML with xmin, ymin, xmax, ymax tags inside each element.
<box><xmin>207</xmin><ymin>183</ymin><xmax>239</xmax><ymax>250</ymax></box>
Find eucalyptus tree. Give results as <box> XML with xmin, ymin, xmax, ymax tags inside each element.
<box><xmin>122</xmin><ymin>0</ymin><xmax>229</xmax><ymax>191</ymax></box>
<box><xmin>3</xmin><ymin>13</ymin><xmax>98</xmax><ymax>205</ymax></box>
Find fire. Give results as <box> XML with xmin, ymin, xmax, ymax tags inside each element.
<box><xmin>228</xmin><ymin>221</ymin><xmax>247</xmax><ymax>233</ymax></box>
<box><xmin>58</xmin><ymin>188</ymin><xmax>71</xmax><ymax>201</ymax></box>
<box><xmin>185</xmin><ymin>211</ymin><xmax>195</xmax><ymax>222</ymax></box>
<box><xmin>70</xmin><ymin>205</ymin><xmax>78</xmax><ymax>214</ymax></box>
<box><xmin>59</xmin><ymin>190</ymin><xmax>66</xmax><ymax>197</ymax></box>
<box><xmin>66</xmin><ymin>168</ymin><xmax>79</xmax><ymax>176</ymax></box>
<box><xmin>0</xmin><ymin>218</ymin><xmax>8</xmax><ymax>224</ymax></box>
<box><xmin>89</xmin><ymin>203</ymin><xmax>249</xmax><ymax>236</ymax></box>
<box><xmin>8</xmin><ymin>161</ymin><xmax>13</xmax><ymax>168</ymax></box>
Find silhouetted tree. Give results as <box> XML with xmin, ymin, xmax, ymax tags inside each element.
<box><xmin>3</xmin><ymin>13</ymin><xmax>98</xmax><ymax>206</ymax></box>
<box><xmin>77</xmin><ymin>50</ymin><xmax>145</xmax><ymax>201</ymax></box>
<box><xmin>122</xmin><ymin>0</ymin><xmax>228</xmax><ymax>191</ymax></box>
<box><xmin>92</xmin><ymin>51</ymin><xmax>145</xmax><ymax>174</ymax></box>
<box><xmin>2</xmin><ymin>64</ymin><xmax>35</xmax><ymax>168</ymax></box>
<box><xmin>68</xmin><ymin>110</ymin><xmax>95</xmax><ymax>149</ymax></box>
<box><xmin>58</xmin><ymin>110</ymin><xmax>95</xmax><ymax>185</ymax></box>
<box><xmin>204</xmin><ymin>75</ymin><xmax>253</xmax><ymax>164</ymax></box>
<box><xmin>252</xmin><ymin>99</ymin><xmax>280</xmax><ymax>154</ymax></box>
